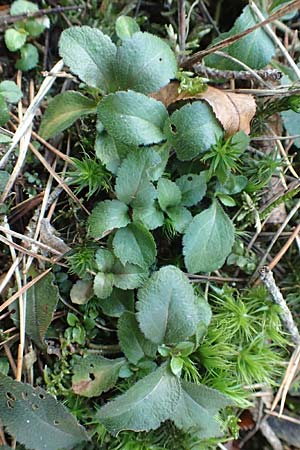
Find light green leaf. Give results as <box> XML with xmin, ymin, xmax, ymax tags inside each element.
<box><xmin>133</xmin><ymin>203</ymin><xmax>164</xmax><ymax>230</ymax></box>
<box><xmin>166</xmin><ymin>206</ymin><xmax>192</xmax><ymax>233</ymax></box>
<box><xmin>97</xmin><ymin>364</ymin><xmax>181</xmax><ymax>434</ymax></box>
<box><xmin>173</xmin><ymin>380</ymin><xmax>232</xmax><ymax>438</ymax></box>
<box><xmin>165</xmin><ymin>102</ymin><xmax>223</xmax><ymax>160</ymax></box>
<box><xmin>24</xmin><ymin>18</ymin><xmax>48</xmax><ymax>37</ymax></box>
<box><xmin>95</xmin><ymin>248</ymin><xmax>115</xmax><ymax>272</ymax></box>
<box><xmin>170</xmin><ymin>357</ymin><xmax>184</xmax><ymax>376</ymax></box>
<box><xmin>39</xmin><ymin>91</ymin><xmax>97</xmax><ymax>139</ymax></box>
<box><xmin>15</xmin><ymin>43</ymin><xmax>38</xmax><ymax>71</ymax></box>
<box><xmin>114</xmin><ymin>32</ymin><xmax>177</xmax><ymax>94</ymax></box>
<box><xmin>118</xmin><ymin>312</ymin><xmax>157</xmax><ymax>364</ymax></box>
<box><xmin>88</xmin><ymin>200</ymin><xmax>130</xmax><ymax>238</ymax></box>
<box><xmin>205</xmin><ymin>6</ymin><xmax>275</xmax><ymax>70</ymax></box>
<box><xmin>113</xmin><ymin>261</ymin><xmax>148</xmax><ymax>290</ymax></box>
<box><xmin>72</xmin><ymin>355</ymin><xmax>125</xmax><ymax>397</ymax></box>
<box><xmin>5</xmin><ymin>28</ymin><xmax>27</xmax><ymax>52</ymax></box>
<box><xmin>0</xmin><ymin>134</ymin><xmax>11</xmax><ymax>144</ymax></box>
<box><xmin>0</xmin><ymin>95</ymin><xmax>9</xmax><ymax>126</ymax></box>
<box><xmin>112</xmin><ymin>222</ymin><xmax>156</xmax><ymax>268</ymax></box>
<box><xmin>0</xmin><ymin>81</ymin><xmax>22</xmax><ymax>103</ymax></box>
<box><xmin>11</xmin><ymin>0</ymin><xmax>38</xmax><ymax>14</ymax></box>
<box><xmin>98</xmin><ymin>91</ymin><xmax>168</xmax><ymax>146</ymax></box>
<box><xmin>137</xmin><ymin>266</ymin><xmax>200</xmax><ymax>344</ymax></box>
<box><xmin>94</xmin><ymin>272</ymin><xmax>114</xmax><ymax>299</ymax></box>
<box><xmin>157</xmin><ymin>178</ymin><xmax>182</xmax><ymax>211</ymax></box>
<box><xmin>0</xmin><ymin>373</ymin><xmax>88</xmax><ymax>450</ymax></box>
<box><xmin>70</xmin><ymin>280</ymin><xmax>93</xmax><ymax>305</ymax></box>
<box><xmin>95</xmin><ymin>131</ymin><xmax>130</xmax><ymax>174</ymax></box>
<box><xmin>59</xmin><ymin>26</ymin><xmax>117</xmax><ymax>91</ymax></box>
<box><xmin>183</xmin><ymin>200</ymin><xmax>235</xmax><ymax>273</ymax></box>
<box><xmin>116</xmin><ymin>16</ymin><xmax>140</xmax><ymax>40</ymax></box>
<box><xmin>0</xmin><ymin>171</ymin><xmax>9</xmax><ymax>193</ymax></box>
<box><xmin>175</xmin><ymin>173</ymin><xmax>207</xmax><ymax>207</ymax></box>
<box><xmin>146</xmin><ymin>143</ymin><xmax>170</xmax><ymax>181</ymax></box>
<box><xmin>99</xmin><ymin>288</ymin><xmax>134</xmax><ymax>318</ymax></box>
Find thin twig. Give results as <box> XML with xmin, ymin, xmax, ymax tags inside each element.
<box><xmin>0</xmin><ymin>5</ymin><xmax>83</xmax><ymax>27</ymax></box>
<box><xmin>194</xmin><ymin>65</ymin><xmax>282</xmax><ymax>81</ymax></box>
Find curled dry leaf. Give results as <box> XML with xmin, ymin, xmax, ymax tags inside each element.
<box><xmin>150</xmin><ymin>82</ymin><xmax>256</xmax><ymax>136</ymax></box>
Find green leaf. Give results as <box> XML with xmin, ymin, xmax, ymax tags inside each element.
<box><xmin>165</xmin><ymin>102</ymin><xmax>223</xmax><ymax>160</ymax></box>
<box><xmin>136</xmin><ymin>266</ymin><xmax>200</xmax><ymax>344</ymax></box>
<box><xmin>116</xmin><ymin>16</ymin><xmax>140</xmax><ymax>40</ymax></box>
<box><xmin>157</xmin><ymin>178</ymin><xmax>182</xmax><ymax>211</ymax></box>
<box><xmin>166</xmin><ymin>206</ymin><xmax>192</xmax><ymax>233</ymax></box>
<box><xmin>72</xmin><ymin>354</ymin><xmax>125</xmax><ymax>397</ymax></box>
<box><xmin>39</xmin><ymin>91</ymin><xmax>97</xmax><ymax>139</ymax></box>
<box><xmin>183</xmin><ymin>200</ymin><xmax>235</xmax><ymax>273</ymax></box>
<box><xmin>70</xmin><ymin>280</ymin><xmax>93</xmax><ymax>305</ymax></box>
<box><xmin>15</xmin><ymin>43</ymin><xmax>38</xmax><ymax>71</ymax></box>
<box><xmin>175</xmin><ymin>173</ymin><xmax>207</xmax><ymax>207</ymax></box>
<box><xmin>118</xmin><ymin>312</ymin><xmax>157</xmax><ymax>364</ymax></box>
<box><xmin>25</xmin><ymin>273</ymin><xmax>59</xmax><ymax>348</ymax></box>
<box><xmin>88</xmin><ymin>200</ymin><xmax>130</xmax><ymax>238</ymax></box>
<box><xmin>95</xmin><ymin>131</ymin><xmax>130</xmax><ymax>174</ymax></box>
<box><xmin>24</xmin><ymin>18</ymin><xmax>47</xmax><ymax>38</ymax></box>
<box><xmin>132</xmin><ymin>203</ymin><xmax>164</xmax><ymax>230</ymax></box>
<box><xmin>5</xmin><ymin>28</ymin><xmax>27</xmax><ymax>52</ymax></box>
<box><xmin>59</xmin><ymin>26</ymin><xmax>117</xmax><ymax>91</ymax></box>
<box><xmin>94</xmin><ymin>272</ymin><xmax>114</xmax><ymax>299</ymax></box>
<box><xmin>95</xmin><ymin>248</ymin><xmax>115</xmax><ymax>272</ymax></box>
<box><xmin>98</xmin><ymin>91</ymin><xmax>168</xmax><ymax>146</ymax></box>
<box><xmin>11</xmin><ymin>0</ymin><xmax>38</xmax><ymax>14</ymax></box>
<box><xmin>114</xmin><ymin>32</ymin><xmax>177</xmax><ymax>94</ymax></box>
<box><xmin>205</xmin><ymin>6</ymin><xmax>275</xmax><ymax>70</ymax></box>
<box><xmin>0</xmin><ymin>171</ymin><xmax>9</xmax><ymax>193</ymax></box>
<box><xmin>99</xmin><ymin>288</ymin><xmax>134</xmax><ymax>318</ymax></box>
<box><xmin>0</xmin><ymin>81</ymin><xmax>22</xmax><ymax>103</ymax></box>
<box><xmin>0</xmin><ymin>95</ymin><xmax>9</xmax><ymax>126</ymax></box>
<box><xmin>173</xmin><ymin>380</ymin><xmax>232</xmax><ymax>438</ymax></box>
<box><xmin>97</xmin><ymin>364</ymin><xmax>181</xmax><ymax>434</ymax></box>
<box><xmin>113</xmin><ymin>260</ymin><xmax>148</xmax><ymax>290</ymax></box>
<box><xmin>270</xmin><ymin>0</ymin><xmax>294</xmax><ymax>10</ymax></box>
<box><xmin>0</xmin><ymin>373</ymin><xmax>88</xmax><ymax>450</ymax></box>
<box><xmin>281</xmin><ymin>109</ymin><xmax>300</xmax><ymax>148</ymax></box>
<box><xmin>112</xmin><ymin>222</ymin><xmax>156</xmax><ymax>268</ymax></box>
<box><xmin>170</xmin><ymin>357</ymin><xmax>184</xmax><ymax>376</ymax></box>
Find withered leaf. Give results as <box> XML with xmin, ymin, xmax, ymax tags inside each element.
<box><xmin>151</xmin><ymin>82</ymin><xmax>256</xmax><ymax>136</ymax></box>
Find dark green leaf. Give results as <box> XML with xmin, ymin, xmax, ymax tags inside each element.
<box><xmin>97</xmin><ymin>364</ymin><xmax>181</xmax><ymax>434</ymax></box>
<box><xmin>116</xmin><ymin>16</ymin><xmax>140</xmax><ymax>40</ymax></box>
<box><xmin>72</xmin><ymin>354</ymin><xmax>125</xmax><ymax>397</ymax></box>
<box><xmin>88</xmin><ymin>200</ymin><xmax>130</xmax><ymax>238</ymax></box>
<box><xmin>132</xmin><ymin>203</ymin><xmax>164</xmax><ymax>230</ymax></box>
<box><xmin>39</xmin><ymin>91</ymin><xmax>97</xmax><ymax>139</ymax></box>
<box><xmin>0</xmin><ymin>95</ymin><xmax>9</xmax><ymax>126</ymax></box>
<box><xmin>59</xmin><ymin>26</ymin><xmax>117</xmax><ymax>91</ymax></box>
<box><xmin>113</xmin><ymin>260</ymin><xmax>148</xmax><ymax>290</ymax></box>
<box><xmin>183</xmin><ymin>200</ymin><xmax>235</xmax><ymax>273</ymax></box>
<box><xmin>99</xmin><ymin>288</ymin><xmax>134</xmax><ymax>318</ymax></box>
<box><xmin>137</xmin><ymin>266</ymin><xmax>200</xmax><ymax>344</ymax></box>
<box><xmin>166</xmin><ymin>206</ymin><xmax>192</xmax><ymax>233</ymax></box>
<box><xmin>0</xmin><ymin>373</ymin><xmax>88</xmax><ymax>450</ymax></box>
<box><xmin>176</xmin><ymin>173</ymin><xmax>207</xmax><ymax>207</ymax></box>
<box><xmin>98</xmin><ymin>91</ymin><xmax>168</xmax><ymax>146</ymax></box>
<box><xmin>165</xmin><ymin>102</ymin><xmax>223</xmax><ymax>160</ymax></box>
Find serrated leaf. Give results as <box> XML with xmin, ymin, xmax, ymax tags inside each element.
<box><xmin>157</xmin><ymin>178</ymin><xmax>182</xmax><ymax>211</ymax></box>
<box><xmin>183</xmin><ymin>200</ymin><xmax>235</xmax><ymax>273</ymax></box>
<box><xmin>116</xmin><ymin>16</ymin><xmax>140</xmax><ymax>40</ymax></box>
<box><xmin>113</xmin><ymin>222</ymin><xmax>156</xmax><ymax>268</ymax></box>
<box><xmin>173</xmin><ymin>380</ymin><xmax>232</xmax><ymax>438</ymax></box>
<box><xmin>98</xmin><ymin>91</ymin><xmax>168</xmax><ymax>146</ymax></box>
<box><xmin>118</xmin><ymin>312</ymin><xmax>157</xmax><ymax>364</ymax></box>
<box><xmin>166</xmin><ymin>206</ymin><xmax>192</xmax><ymax>233</ymax></box>
<box><xmin>15</xmin><ymin>43</ymin><xmax>39</xmax><ymax>71</ymax></box>
<box><xmin>94</xmin><ymin>272</ymin><xmax>114</xmax><ymax>299</ymax></box>
<box><xmin>99</xmin><ymin>288</ymin><xmax>134</xmax><ymax>317</ymax></box>
<box><xmin>0</xmin><ymin>81</ymin><xmax>22</xmax><ymax>103</ymax></box>
<box><xmin>0</xmin><ymin>95</ymin><xmax>9</xmax><ymax>126</ymax></box>
<box><xmin>205</xmin><ymin>6</ymin><xmax>275</xmax><ymax>70</ymax></box>
<box><xmin>39</xmin><ymin>91</ymin><xmax>97</xmax><ymax>139</ymax></box>
<box><xmin>25</xmin><ymin>273</ymin><xmax>59</xmax><ymax>348</ymax></box>
<box><xmin>59</xmin><ymin>26</ymin><xmax>117</xmax><ymax>91</ymax></box>
<box><xmin>88</xmin><ymin>200</ymin><xmax>130</xmax><ymax>238</ymax></box>
<box><xmin>137</xmin><ymin>266</ymin><xmax>200</xmax><ymax>344</ymax></box>
<box><xmin>165</xmin><ymin>101</ymin><xmax>223</xmax><ymax>160</ymax></box>
<box><xmin>72</xmin><ymin>354</ymin><xmax>125</xmax><ymax>397</ymax></box>
<box><xmin>114</xmin><ymin>32</ymin><xmax>177</xmax><ymax>94</ymax></box>
<box><xmin>5</xmin><ymin>28</ymin><xmax>27</xmax><ymax>52</ymax></box>
<box><xmin>0</xmin><ymin>373</ymin><xmax>88</xmax><ymax>450</ymax></box>
<box><xmin>113</xmin><ymin>261</ymin><xmax>148</xmax><ymax>290</ymax></box>
<box><xmin>175</xmin><ymin>173</ymin><xmax>207</xmax><ymax>207</ymax></box>
<box><xmin>97</xmin><ymin>364</ymin><xmax>181</xmax><ymax>434</ymax></box>
<box><xmin>132</xmin><ymin>203</ymin><xmax>164</xmax><ymax>230</ymax></box>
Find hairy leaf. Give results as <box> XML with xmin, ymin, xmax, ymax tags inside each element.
<box><xmin>114</xmin><ymin>32</ymin><xmax>177</xmax><ymax>94</ymax></box>
<box><xmin>98</xmin><ymin>91</ymin><xmax>168</xmax><ymax>146</ymax></box>
<box><xmin>97</xmin><ymin>364</ymin><xmax>181</xmax><ymax>434</ymax></box>
<box><xmin>72</xmin><ymin>355</ymin><xmax>125</xmax><ymax>397</ymax></box>
<box><xmin>118</xmin><ymin>312</ymin><xmax>157</xmax><ymax>364</ymax></box>
<box><xmin>183</xmin><ymin>201</ymin><xmax>235</xmax><ymax>273</ymax></box>
<box><xmin>95</xmin><ymin>131</ymin><xmax>130</xmax><ymax>174</ymax></box>
<box><xmin>40</xmin><ymin>91</ymin><xmax>97</xmax><ymax>139</ymax></box>
<box><xmin>0</xmin><ymin>373</ymin><xmax>88</xmax><ymax>450</ymax></box>
<box><xmin>132</xmin><ymin>203</ymin><xmax>164</xmax><ymax>230</ymax></box>
<box><xmin>112</xmin><ymin>222</ymin><xmax>157</xmax><ymax>268</ymax></box>
<box><xmin>113</xmin><ymin>261</ymin><xmax>148</xmax><ymax>290</ymax></box>
<box><xmin>88</xmin><ymin>200</ymin><xmax>130</xmax><ymax>238</ymax></box>
<box><xmin>59</xmin><ymin>26</ymin><xmax>116</xmax><ymax>91</ymax></box>
<box><xmin>137</xmin><ymin>266</ymin><xmax>200</xmax><ymax>344</ymax></box>
<box><xmin>165</xmin><ymin>101</ymin><xmax>223</xmax><ymax>160</ymax></box>
<box><xmin>175</xmin><ymin>173</ymin><xmax>207</xmax><ymax>207</ymax></box>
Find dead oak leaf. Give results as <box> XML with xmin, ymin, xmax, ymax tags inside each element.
<box><xmin>150</xmin><ymin>82</ymin><xmax>256</xmax><ymax>136</ymax></box>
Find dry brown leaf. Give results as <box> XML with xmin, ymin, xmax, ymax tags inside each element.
<box><xmin>150</xmin><ymin>82</ymin><xmax>256</xmax><ymax>136</ymax></box>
